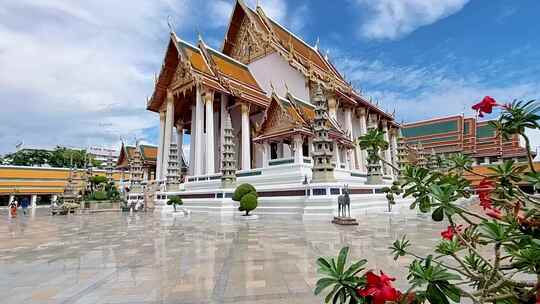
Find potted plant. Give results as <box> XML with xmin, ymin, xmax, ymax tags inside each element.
<box><xmin>232</xmin><ymin>183</ymin><xmax>258</xmax><ymax>216</ymax></box>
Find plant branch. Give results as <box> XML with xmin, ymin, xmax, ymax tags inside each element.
<box><xmin>521</xmin><ymin>132</ymin><xmax>537</xmax><ymax>174</ymax></box>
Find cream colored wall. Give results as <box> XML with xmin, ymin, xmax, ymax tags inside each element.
<box><xmin>248</xmin><ymin>52</ymin><xmax>310</xmax><ymax>101</ymax></box>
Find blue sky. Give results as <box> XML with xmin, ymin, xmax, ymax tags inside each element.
<box><xmin>1</xmin><ymin>0</ymin><xmax>540</xmax><ymax>155</ymax></box>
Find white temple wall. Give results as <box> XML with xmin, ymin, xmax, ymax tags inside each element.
<box><xmin>283</xmin><ymin>142</ymin><xmax>292</xmax><ymax>158</ymax></box>
<box><xmin>248</xmin><ymin>52</ymin><xmax>309</xmax><ymax>101</ymax></box>
<box><xmin>337</xmin><ymin>107</ymin><xmax>345</xmax><ymax>125</ymax></box>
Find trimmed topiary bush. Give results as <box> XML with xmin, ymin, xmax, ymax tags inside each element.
<box><xmin>93</xmin><ymin>191</ymin><xmax>107</xmax><ymax>201</ymax></box>
<box><xmin>240</xmin><ymin>193</ymin><xmax>257</xmax><ymax>216</ymax></box>
<box><xmin>167</xmin><ymin>196</ymin><xmax>183</xmax><ymax>212</ymax></box>
<box><xmin>232</xmin><ymin>183</ymin><xmax>258</xmax><ymax>216</ymax></box>
<box><xmin>232</xmin><ymin>183</ymin><xmax>257</xmax><ymax>201</ymax></box>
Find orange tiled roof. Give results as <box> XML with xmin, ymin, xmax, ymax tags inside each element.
<box><xmin>177</xmin><ymin>40</ymin><xmax>213</xmax><ymax>75</ymax></box>
<box><xmin>208</xmin><ymin>48</ymin><xmax>260</xmax><ymax>88</ymax></box>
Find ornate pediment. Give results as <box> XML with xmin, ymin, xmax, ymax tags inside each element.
<box><xmin>229</xmin><ymin>17</ymin><xmax>273</xmax><ymax>64</ymax></box>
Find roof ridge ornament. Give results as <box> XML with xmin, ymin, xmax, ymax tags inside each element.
<box><xmin>167</xmin><ymin>15</ymin><xmax>176</xmax><ymax>34</ymax></box>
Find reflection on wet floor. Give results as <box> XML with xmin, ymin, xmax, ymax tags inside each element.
<box><xmin>0</xmin><ymin>208</ymin><xmax>448</xmax><ymax>304</ymax></box>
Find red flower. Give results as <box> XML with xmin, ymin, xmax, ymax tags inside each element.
<box><xmin>441</xmin><ymin>225</ymin><xmax>463</xmax><ymax>240</ymax></box>
<box><xmin>357</xmin><ymin>271</ymin><xmax>401</xmax><ymax>304</ymax></box>
<box><xmin>476</xmin><ymin>178</ymin><xmax>504</xmax><ymax>219</ymax></box>
<box><xmin>472</xmin><ymin>96</ymin><xmax>500</xmax><ymax>117</ymax></box>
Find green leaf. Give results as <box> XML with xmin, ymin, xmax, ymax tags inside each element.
<box><xmin>426</xmin><ymin>283</ymin><xmax>449</xmax><ymax>304</ymax></box>
<box><xmin>432</xmin><ymin>206</ymin><xmax>444</xmax><ymax>222</ymax></box>
<box><xmin>325</xmin><ymin>284</ymin><xmax>340</xmax><ymax>303</ymax></box>
<box><xmin>315</xmin><ymin>278</ymin><xmax>337</xmax><ymax>295</ymax></box>
<box><xmin>336</xmin><ymin>247</ymin><xmax>349</xmax><ymax>275</ymax></box>
<box><xmin>342</xmin><ymin>259</ymin><xmax>367</xmax><ymax>278</ymax></box>
<box><xmin>439</xmin><ymin>282</ymin><xmax>461</xmax><ymax>303</ymax></box>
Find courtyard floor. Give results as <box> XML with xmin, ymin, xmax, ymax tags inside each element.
<box><xmin>1</xmin><ymin>208</ymin><xmax>448</xmax><ymax>304</ymax></box>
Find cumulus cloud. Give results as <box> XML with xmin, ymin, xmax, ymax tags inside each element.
<box><xmin>356</xmin><ymin>0</ymin><xmax>470</xmax><ymax>40</ymax></box>
<box><xmin>333</xmin><ymin>53</ymin><xmax>540</xmax><ymax>148</ymax></box>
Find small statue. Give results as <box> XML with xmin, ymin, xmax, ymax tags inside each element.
<box><xmin>337</xmin><ymin>185</ymin><xmax>351</xmax><ymax>218</ymax></box>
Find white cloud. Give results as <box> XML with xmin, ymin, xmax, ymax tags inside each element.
<box><xmin>0</xmin><ymin>0</ymin><xmax>206</xmax><ymax>154</ymax></box>
<box><xmin>356</xmin><ymin>0</ymin><xmax>469</xmax><ymax>40</ymax></box>
<box><xmin>333</xmin><ymin>54</ymin><xmax>540</xmax><ymax>148</ymax></box>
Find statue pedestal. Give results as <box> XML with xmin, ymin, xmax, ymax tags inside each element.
<box><xmin>332</xmin><ymin>216</ymin><xmax>359</xmax><ymax>225</ymax></box>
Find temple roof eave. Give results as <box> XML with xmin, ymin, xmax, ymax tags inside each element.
<box><xmin>253</xmin><ymin>128</ymin><xmax>313</xmax><ymax>142</ymax></box>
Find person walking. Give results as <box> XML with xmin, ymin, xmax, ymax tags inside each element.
<box><xmin>20</xmin><ymin>197</ymin><xmax>30</xmax><ymax>215</ymax></box>
<box><xmin>9</xmin><ymin>198</ymin><xmax>18</xmax><ymax>218</ymax></box>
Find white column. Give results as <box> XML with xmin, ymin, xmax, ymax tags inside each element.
<box><xmin>344</xmin><ymin>107</ymin><xmax>355</xmax><ymax>170</ymax></box>
<box><xmin>390</xmin><ymin>129</ymin><xmax>398</xmax><ymax>175</ymax></box>
<box><xmin>382</xmin><ymin>120</ymin><xmax>392</xmax><ymax>175</ymax></box>
<box><xmin>241</xmin><ymin>103</ymin><xmax>251</xmax><ymax>170</ymax></box>
<box><xmin>194</xmin><ymin>86</ymin><xmax>204</xmax><ymax>175</ymax></box>
<box><xmin>358</xmin><ymin>109</ymin><xmax>367</xmax><ymax>171</ymax></box>
<box><xmin>189</xmin><ymin>106</ymin><xmax>196</xmax><ymax>175</ymax></box>
<box><xmin>162</xmin><ymin>92</ymin><xmax>175</xmax><ymax>179</ymax></box>
<box><xmin>204</xmin><ymin>91</ymin><xmax>215</xmax><ymax>174</ymax></box>
<box><xmin>262</xmin><ymin>142</ymin><xmax>270</xmax><ymax>168</ymax></box>
<box><xmin>156</xmin><ymin>111</ymin><xmax>166</xmax><ymax>180</ymax></box>
<box><xmin>9</xmin><ymin>194</ymin><xmax>14</xmax><ymax>204</ymax></box>
<box><xmin>334</xmin><ymin>142</ymin><xmax>341</xmax><ymax>168</ymax></box>
<box><xmin>176</xmin><ymin>125</ymin><xmax>184</xmax><ymax>165</ymax></box>
<box><xmin>293</xmin><ymin>134</ymin><xmax>303</xmax><ymax>164</ymax></box>
<box><xmin>328</xmin><ymin>94</ymin><xmax>337</xmax><ymax>120</ymax></box>
<box><xmin>31</xmin><ymin>195</ymin><xmax>37</xmax><ymax>208</ymax></box>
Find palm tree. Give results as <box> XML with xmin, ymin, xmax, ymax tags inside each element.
<box><xmin>357</xmin><ymin>128</ymin><xmax>399</xmax><ymax>171</ymax></box>
<box><xmin>490</xmin><ymin>100</ymin><xmax>540</xmax><ymax>173</ymax></box>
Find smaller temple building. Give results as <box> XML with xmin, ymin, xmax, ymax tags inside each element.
<box><xmin>116</xmin><ymin>143</ymin><xmax>166</xmax><ymax>184</ymax></box>
<box><xmin>401</xmin><ymin>115</ymin><xmax>531</xmax><ymax>165</ymax></box>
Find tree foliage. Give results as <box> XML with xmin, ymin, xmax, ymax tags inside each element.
<box><xmin>1</xmin><ymin>146</ymin><xmax>101</xmax><ymax>168</ymax></box>
<box><xmin>233</xmin><ymin>183</ymin><xmax>258</xmax><ymax>216</ymax></box>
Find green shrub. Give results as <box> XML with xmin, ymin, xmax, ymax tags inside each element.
<box><xmin>232</xmin><ymin>183</ymin><xmax>257</xmax><ymax>201</ymax></box>
<box><xmin>93</xmin><ymin>191</ymin><xmax>107</xmax><ymax>201</ymax></box>
<box><xmin>240</xmin><ymin>193</ymin><xmax>257</xmax><ymax>216</ymax></box>
<box><xmin>167</xmin><ymin>196</ymin><xmax>183</xmax><ymax>211</ymax></box>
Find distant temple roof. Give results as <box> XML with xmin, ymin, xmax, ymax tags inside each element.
<box><xmin>116</xmin><ymin>144</ymin><xmax>158</xmax><ymax>169</ymax></box>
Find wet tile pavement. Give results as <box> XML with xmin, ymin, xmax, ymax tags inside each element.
<box><xmin>0</xmin><ymin>208</ymin><xmax>448</xmax><ymax>304</ymax></box>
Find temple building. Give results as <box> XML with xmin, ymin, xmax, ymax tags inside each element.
<box><xmin>116</xmin><ymin>143</ymin><xmax>164</xmax><ymax>184</ymax></box>
<box><xmin>401</xmin><ymin>115</ymin><xmax>532</xmax><ymax>165</ymax></box>
<box><xmin>146</xmin><ymin>1</ymin><xmax>400</xmax><ymax>214</ymax></box>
